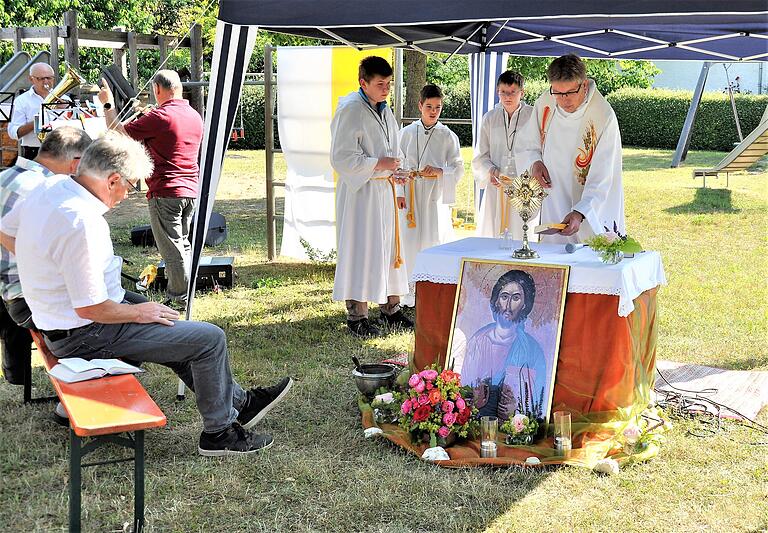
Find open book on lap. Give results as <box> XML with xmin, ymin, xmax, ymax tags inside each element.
<box><xmin>48</xmin><ymin>357</ymin><xmax>143</xmax><ymax>383</ymax></box>
<box><xmin>534</xmin><ymin>223</ymin><xmax>567</xmax><ymax>235</ymax></box>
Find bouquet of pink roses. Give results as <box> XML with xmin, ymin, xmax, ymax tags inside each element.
<box><xmin>397</xmin><ymin>364</ymin><xmax>479</xmax><ymax>448</ymax></box>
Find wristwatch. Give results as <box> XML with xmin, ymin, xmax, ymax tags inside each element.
<box><xmin>103</xmin><ymin>102</ymin><xmax>112</xmax><ymax>110</ymax></box>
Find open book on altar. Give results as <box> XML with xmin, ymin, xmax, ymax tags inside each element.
<box><xmin>47</xmin><ymin>357</ymin><xmax>143</xmax><ymax>383</ymax></box>
<box><xmin>534</xmin><ymin>223</ymin><xmax>567</xmax><ymax>235</ymax></box>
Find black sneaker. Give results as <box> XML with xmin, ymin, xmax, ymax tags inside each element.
<box><xmin>161</xmin><ymin>298</ymin><xmax>187</xmax><ymax>313</ymax></box>
<box><xmin>380</xmin><ymin>310</ymin><xmax>414</xmax><ymax>330</ymax></box>
<box><xmin>347</xmin><ymin>318</ymin><xmax>381</xmax><ymax>337</ymax></box>
<box><xmin>198</xmin><ymin>423</ymin><xmax>273</xmax><ymax>457</ymax></box>
<box><xmin>237</xmin><ymin>377</ymin><xmax>294</xmax><ymax>430</ymax></box>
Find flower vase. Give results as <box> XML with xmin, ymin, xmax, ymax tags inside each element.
<box><xmin>505</xmin><ymin>433</ymin><xmax>533</xmax><ymax>446</ymax></box>
<box><xmin>602</xmin><ymin>250</ymin><xmax>624</xmax><ymax>265</ymax></box>
<box><xmin>437</xmin><ymin>432</ymin><xmax>457</xmax><ymax>448</ymax></box>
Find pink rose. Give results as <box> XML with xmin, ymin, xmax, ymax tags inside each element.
<box><xmin>426</xmin><ymin>381</ymin><xmax>434</xmax><ymax>390</ymax></box>
<box><xmin>603</xmin><ymin>231</ymin><xmax>619</xmax><ymax>243</ymax></box>
<box><xmin>441</xmin><ymin>400</ymin><xmax>455</xmax><ymax>413</ymax></box>
<box><xmin>408</xmin><ymin>374</ymin><xmax>421</xmax><ymax>388</ymax></box>
<box><xmin>414</xmin><ymin>380</ymin><xmax>426</xmax><ymax>393</ymax></box>
<box><xmin>513</xmin><ymin>413</ymin><xmax>528</xmax><ymax>433</ymax></box>
<box><xmin>419</xmin><ymin>369</ymin><xmax>438</xmax><ymax>381</ymax></box>
<box><xmin>438</xmin><ymin>426</ymin><xmax>451</xmax><ymax>438</ymax></box>
<box><xmin>455</xmin><ymin>397</ymin><xmax>466</xmax><ymax>410</ymax></box>
<box><xmin>401</xmin><ymin>399</ymin><xmax>412</xmax><ymax>414</ymax></box>
<box><xmin>442</xmin><ymin>411</ymin><xmax>457</xmax><ymax>427</ymax></box>
<box><xmin>418</xmin><ymin>394</ymin><xmax>430</xmax><ymax>406</ymax></box>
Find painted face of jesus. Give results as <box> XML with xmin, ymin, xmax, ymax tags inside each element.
<box><xmin>493</xmin><ymin>281</ymin><xmax>526</xmax><ymax>328</ymax></box>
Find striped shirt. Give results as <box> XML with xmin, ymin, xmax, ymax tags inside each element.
<box><xmin>0</xmin><ymin>158</ymin><xmax>54</xmax><ymax>300</ymax></box>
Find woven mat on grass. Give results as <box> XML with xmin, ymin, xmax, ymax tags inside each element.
<box><xmin>655</xmin><ymin>360</ymin><xmax>768</xmax><ymax>421</ymax></box>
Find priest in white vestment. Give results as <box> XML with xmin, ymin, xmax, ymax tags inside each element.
<box><xmin>330</xmin><ymin>56</ymin><xmax>413</xmax><ymax>337</ymax></box>
<box><xmin>515</xmin><ymin>54</ymin><xmax>625</xmax><ymax>244</ymax></box>
<box><xmin>397</xmin><ymin>84</ymin><xmax>464</xmax><ymax>307</ymax></box>
<box><xmin>472</xmin><ymin>71</ymin><xmax>534</xmax><ymax>240</ymax></box>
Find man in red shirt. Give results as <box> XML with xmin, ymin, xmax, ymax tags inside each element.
<box><xmin>99</xmin><ymin>70</ymin><xmax>204</xmax><ymax>308</ymax></box>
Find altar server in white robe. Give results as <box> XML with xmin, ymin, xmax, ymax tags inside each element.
<box><xmin>472</xmin><ymin>71</ymin><xmax>534</xmax><ymax>239</ymax></box>
<box><xmin>515</xmin><ymin>54</ymin><xmax>625</xmax><ymax>244</ymax></box>
<box><xmin>330</xmin><ymin>56</ymin><xmax>413</xmax><ymax>338</ymax></box>
<box><xmin>397</xmin><ymin>84</ymin><xmax>464</xmax><ymax>307</ymax></box>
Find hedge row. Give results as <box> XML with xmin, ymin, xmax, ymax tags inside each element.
<box><xmin>230</xmin><ymin>83</ymin><xmax>768</xmax><ymax>152</ymax></box>
<box><xmin>607</xmin><ymin>88</ymin><xmax>767</xmax><ymax>152</ymax></box>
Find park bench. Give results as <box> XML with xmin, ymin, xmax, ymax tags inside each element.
<box><xmin>30</xmin><ymin>330</ymin><xmax>166</xmax><ymax>533</ymax></box>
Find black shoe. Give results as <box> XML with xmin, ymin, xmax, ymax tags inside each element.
<box><xmin>198</xmin><ymin>423</ymin><xmax>274</xmax><ymax>457</ymax></box>
<box><xmin>380</xmin><ymin>310</ymin><xmax>414</xmax><ymax>330</ymax></box>
<box><xmin>237</xmin><ymin>377</ymin><xmax>294</xmax><ymax>430</ymax></box>
<box><xmin>347</xmin><ymin>318</ymin><xmax>381</xmax><ymax>337</ymax></box>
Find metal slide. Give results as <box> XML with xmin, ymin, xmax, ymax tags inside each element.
<box><xmin>694</xmin><ymin>105</ymin><xmax>768</xmax><ymax>187</ymax></box>
<box><xmin>0</xmin><ymin>50</ymin><xmax>51</xmax><ymax>93</ymax></box>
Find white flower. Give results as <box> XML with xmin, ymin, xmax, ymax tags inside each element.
<box><xmin>363</xmin><ymin>427</ymin><xmax>384</xmax><ymax>438</ymax></box>
<box><xmin>603</xmin><ymin>231</ymin><xmax>619</xmax><ymax>244</ymax></box>
<box><xmin>593</xmin><ymin>458</ymin><xmax>620</xmax><ymax>475</ymax></box>
<box><xmin>373</xmin><ymin>392</ymin><xmax>395</xmax><ymax>404</ymax></box>
<box><xmin>623</xmin><ymin>425</ymin><xmax>642</xmax><ymax>445</ymax></box>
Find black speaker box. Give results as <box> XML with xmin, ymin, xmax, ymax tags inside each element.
<box><xmin>130</xmin><ymin>212</ymin><xmax>228</xmax><ymax>248</ymax></box>
<box><xmin>130</xmin><ymin>225</ymin><xmax>155</xmax><ymax>247</ymax></box>
<box><xmin>155</xmin><ymin>256</ymin><xmax>234</xmax><ymax>291</ymax></box>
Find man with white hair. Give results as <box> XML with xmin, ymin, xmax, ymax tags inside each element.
<box><xmin>6</xmin><ymin>133</ymin><xmax>292</xmax><ymax>456</ymax></box>
<box><xmin>99</xmin><ymin>69</ymin><xmax>204</xmax><ymax>310</ymax></box>
<box><xmin>8</xmin><ymin>63</ymin><xmax>57</xmax><ymax>160</ymax></box>
<box><xmin>0</xmin><ymin>126</ymin><xmax>91</xmax><ymax>387</ymax></box>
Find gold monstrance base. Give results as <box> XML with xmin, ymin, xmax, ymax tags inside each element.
<box><xmin>502</xmin><ymin>171</ymin><xmax>547</xmax><ymax>260</ymax></box>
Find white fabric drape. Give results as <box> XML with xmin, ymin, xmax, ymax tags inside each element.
<box><xmin>277</xmin><ymin>47</ymin><xmax>336</xmax><ymax>259</ymax></box>
<box><xmin>469</xmin><ymin>51</ymin><xmax>509</xmax><ymax>212</ymax></box>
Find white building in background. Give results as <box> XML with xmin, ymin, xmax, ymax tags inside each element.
<box><xmin>652</xmin><ymin>61</ymin><xmax>765</xmax><ymax>94</ymax></box>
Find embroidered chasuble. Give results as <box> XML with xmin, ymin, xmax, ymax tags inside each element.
<box><xmin>330</xmin><ymin>91</ymin><xmax>408</xmax><ymax>303</ymax></box>
<box><xmin>515</xmin><ymin>80</ymin><xmax>625</xmax><ymax>244</ymax></box>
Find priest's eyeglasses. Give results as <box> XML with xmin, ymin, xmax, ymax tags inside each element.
<box><xmin>549</xmin><ymin>84</ymin><xmax>583</xmax><ymax>98</ymax></box>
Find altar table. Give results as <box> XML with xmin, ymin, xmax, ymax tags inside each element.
<box><xmin>411</xmin><ymin>237</ymin><xmax>666</xmax><ymax>420</ymax></box>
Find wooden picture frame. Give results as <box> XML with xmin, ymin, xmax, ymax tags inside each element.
<box><xmin>446</xmin><ymin>258</ymin><xmax>569</xmax><ymax>423</ymax></box>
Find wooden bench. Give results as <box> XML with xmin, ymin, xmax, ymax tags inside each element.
<box><xmin>30</xmin><ymin>330</ymin><xmax>166</xmax><ymax>533</ymax></box>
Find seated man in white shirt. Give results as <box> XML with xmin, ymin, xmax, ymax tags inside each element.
<box><xmin>3</xmin><ymin>132</ymin><xmax>293</xmax><ymax>457</ymax></box>
<box><xmin>8</xmin><ymin>63</ymin><xmax>57</xmax><ymax>160</ymax></box>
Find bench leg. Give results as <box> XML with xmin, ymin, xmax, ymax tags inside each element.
<box><xmin>23</xmin><ymin>357</ymin><xmax>56</xmax><ymax>404</ymax></box>
<box><xmin>69</xmin><ymin>429</ymin><xmax>82</xmax><ymax>533</ymax></box>
<box><xmin>133</xmin><ymin>430</ymin><xmax>145</xmax><ymax>533</ymax></box>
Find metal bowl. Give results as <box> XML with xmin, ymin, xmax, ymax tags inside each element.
<box><xmin>352</xmin><ymin>363</ymin><xmax>400</xmax><ymax>397</ymax></box>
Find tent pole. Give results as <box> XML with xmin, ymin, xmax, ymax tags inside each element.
<box><xmin>394</xmin><ymin>48</ymin><xmax>403</xmax><ymax>128</ymax></box>
<box><xmin>671</xmin><ymin>61</ymin><xmax>711</xmax><ymax>167</ymax></box>
<box><xmin>265</xmin><ymin>45</ymin><xmax>276</xmax><ymax>261</ymax></box>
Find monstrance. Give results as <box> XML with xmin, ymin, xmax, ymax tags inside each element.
<box><xmin>501</xmin><ymin>170</ymin><xmax>548</xmax><ymax>259</ymax></box>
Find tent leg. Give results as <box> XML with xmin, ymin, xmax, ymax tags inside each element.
<box><xmin>672</xmin><ymin>62</ymin><xmax>712</xmax><ymax>168</ymax></box>
<box><xmin>176</xmin><ymin>379</ymin><xmax>185</xmax><ymax>401</ymax></box>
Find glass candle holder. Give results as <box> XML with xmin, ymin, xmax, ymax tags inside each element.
<box><xmin>553</xmin><ymin>411</ymin><xmax>572</xmax><ymax>453</ymax></box>
<box><xmin>480</xmin><ymin>416</ymin><xmax>498</xmax><ymax>458</ymax></box>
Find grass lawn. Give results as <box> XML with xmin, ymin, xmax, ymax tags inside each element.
<box><xmin>0</xmin><ymin>147</ymin><xmax>766</xmax><ymax>532</ymax></box>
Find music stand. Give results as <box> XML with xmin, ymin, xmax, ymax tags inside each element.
<box><xmin>101</xmin><ymin>64</ymin><xmax>138</xmax><ymax>116</ymax></box>
<box><xmin>0</xmin><ymin>92</ymin><xmax>15</xmax><ymax>121</ymax></box>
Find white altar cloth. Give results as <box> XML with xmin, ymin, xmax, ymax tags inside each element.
<box><xmin>411</xmin><ymin>237</ymin><xmax>666</xmax><ymax>317</ymax></box>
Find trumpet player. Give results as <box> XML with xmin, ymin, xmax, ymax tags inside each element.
<box><xmin>8</xmin><ymin>63</ymin><xmax>57</xmax><ymax>160</ymax></box>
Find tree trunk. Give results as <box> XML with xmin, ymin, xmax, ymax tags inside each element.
<box><xmin>404</xmin><ymin>50</ymin><xmax>427</xmax><ymax>121</ymax></box>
